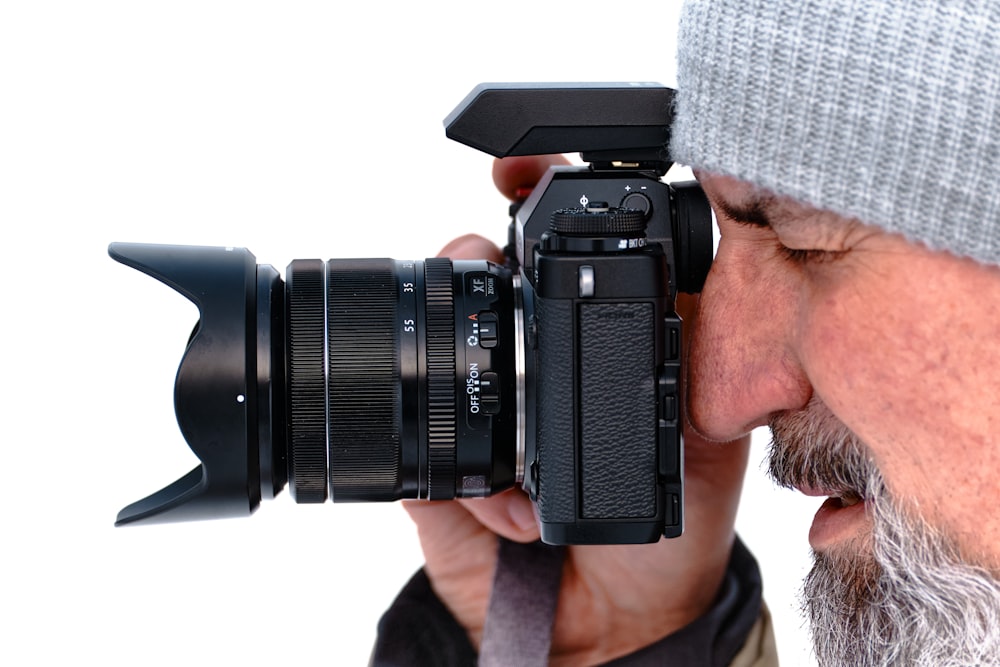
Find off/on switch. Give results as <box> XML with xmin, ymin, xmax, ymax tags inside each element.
<box><xmin>480</xmin><ymin>371</ymin><xmax>500</xmax><ymax>414</ymax></box>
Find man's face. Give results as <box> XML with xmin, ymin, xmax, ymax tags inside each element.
<box><xmin>688</xmin><ymin>172</ymin><xmax>1000</xmax><ymax>664</ymax></box>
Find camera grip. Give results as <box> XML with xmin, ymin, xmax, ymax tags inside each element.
<box><xmin>578</xmin><ymin>303</ymin><xmax>657</xmax><ymax>519</ymax></box>
<box><xmin>534</xmin><ymin>297</ymin><xmax>663</xmax><ymax>544</ymax></box>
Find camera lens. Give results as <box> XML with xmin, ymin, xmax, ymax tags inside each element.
<box><xmin>283</xmin><ymin>257</ymin><xmax>522</xmax><ymax>503</ymax></box>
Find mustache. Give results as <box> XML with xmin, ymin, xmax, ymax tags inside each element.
<box><xmin>766</xmin><ymin>396</ymin><xmax>878</xmax><ymax>502</ymax></box>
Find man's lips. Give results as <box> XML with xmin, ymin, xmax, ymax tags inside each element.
<box><xmin>796</xmin><ymin>485</ymin><xmax>869</xmax><ymax>551</ymax></box>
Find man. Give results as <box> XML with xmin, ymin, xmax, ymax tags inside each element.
<box><xmin>374</xmin><ymin>0</ymin><xmax>1000</xmax><ymax>664</ymax></box>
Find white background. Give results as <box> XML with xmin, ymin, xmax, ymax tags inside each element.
<box><xmin>1</xmin><ymin>2</ymin><xmax>817</xmax><ymax>665</ymax></box>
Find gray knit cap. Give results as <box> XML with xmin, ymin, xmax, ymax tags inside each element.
<box><xmin>670</xmin><ymin>0</ymin><xmax>1000</xmax><ymax>266</ymax></box>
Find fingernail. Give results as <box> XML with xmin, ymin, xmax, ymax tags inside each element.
<box><xmin>509</xmin><ymin>499</ymin><xmax>537</xmax><ymax>532</ymax></box>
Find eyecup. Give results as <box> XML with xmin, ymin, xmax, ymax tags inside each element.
<box><xmin>670</xmin><ymin>182</ymin><xmax>714</xmax><ymax>294</ymax></box>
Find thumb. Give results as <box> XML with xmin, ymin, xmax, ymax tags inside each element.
<box><xmin>492</xmin><ymin>155</ymin><xmax>571</xmax><ymax>201</ymax></box>
<box><xmin>437</xmin><ymin>233</ymin><xmax>503</xmax><ymax>262</ymax></box>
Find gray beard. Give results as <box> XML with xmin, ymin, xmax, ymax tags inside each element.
<box><xmin>767</xmin><ymin>399</ymin><xmax>1000</xmax><ymax>666</ymax></box>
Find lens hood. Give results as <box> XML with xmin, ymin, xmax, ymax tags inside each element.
<box><xmin>109</xmin><ymin>242</ymin><xmax>284</xmax><ymax>526</ymax></box>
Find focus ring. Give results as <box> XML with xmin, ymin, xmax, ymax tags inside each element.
<box><xmin>424</xmin><ymin>258</ymin><xmax>457</xmax><ymax>499</ymax></box>
<box><xmin>286</xmin><ymin>259</ymin><xmax>329</xmax><ymax>503</ymax></box>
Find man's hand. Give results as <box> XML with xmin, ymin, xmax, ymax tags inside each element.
<box><xmin>404</xmin><ymin>155</ymin><xmax>751</xmax><ymax>666</ymax></box>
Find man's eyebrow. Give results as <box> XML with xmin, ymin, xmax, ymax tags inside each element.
<box><xmin>714</xmin><ymin>194</ymin><xmax>777</xmax><ymax>228</ymax></box>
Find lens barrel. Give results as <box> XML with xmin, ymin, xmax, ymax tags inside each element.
<box><xmin>284</xmin><ymin>258</ymin><xmax>520</xmax><ymax>504</ymax></box>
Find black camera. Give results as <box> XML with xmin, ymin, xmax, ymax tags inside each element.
<box><xmin>110</xmin><ymin>83</ymin><xmax>713</xmax><ymax>545</ymax></box>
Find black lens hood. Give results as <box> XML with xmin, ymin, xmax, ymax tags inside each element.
<box><xmin>109</xmin><ymin>242</ymin><xmax>283</xmax><ymax>526</ymax></box>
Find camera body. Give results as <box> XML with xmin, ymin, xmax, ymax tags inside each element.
<box><xmin>513</xmin><ymin>169</ymin><xmax>688</xmax><ymax>543</ymax></box>
<box><xmin>109</xmin><ymin>83</ymin><xmax>713</xmax><ymax>545</ymax></box>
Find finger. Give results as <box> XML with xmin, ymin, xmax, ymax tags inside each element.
<box><xmin>437</xmin><ymin>233</ymin><xmax>503</xmax><ymax>262</ymax></box>
<box><xmin>402</xmin><ymin>500</ymin><xmax>499</xmax><ymax>647</ymax></box>
<box><xmin>676</xmin><ymin>292</ymin><xmax>699</xmax><ymax>323</ymax></box>
<box><xmin>403</xmin><ymin>499</ymin><xmax>498</xmax><ymax>555</ymax></box>
<box><xmin>492</xmin><ymin>155</ymin><xmax>571</xmax><ymax>201</ymax></box>
<box><xmin>456</xmin><ymin>489</ymin><xmax>541</xmax><ymax>543</ymax></box>
<box><xmin>404</xmin><ymin>489</ymin><xmax>539</xmax><ymax>546</ymax></box>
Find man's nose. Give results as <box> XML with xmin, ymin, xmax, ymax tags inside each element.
<box><xmin>686</xmin><ymin>241</ymin><xmax>812</xmax><ymax>441</ymax></box>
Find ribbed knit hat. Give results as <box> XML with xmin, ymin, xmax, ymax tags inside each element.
<box><xmin>670</xmin><ymin>0</ymin><xmax>1000</xmax><ymax>266</ymax></box>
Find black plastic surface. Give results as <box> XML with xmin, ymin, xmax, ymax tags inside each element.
<box><xmin>110</xmin><ymin>242</ymin><xmax>263</xmax><ymax>525</ymax></box>
<box><xmin>444</xmin><ymin>83</ymin><xmax>674</xmax><ymax>161</ymax></box>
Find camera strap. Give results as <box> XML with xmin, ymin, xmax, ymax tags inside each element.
<box><xmin>479</xmin><ymin>537</ymin><xmax>565</xmax><ymax>667</ymax></box>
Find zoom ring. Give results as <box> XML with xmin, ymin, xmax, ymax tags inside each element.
<box><xmin>286</xmin><ymin>259</ymin><xmax>329</xmax><ymax>503</ymax></box>
<box><xmin>326</xmin><ymin>260</ymin><xmax>402</xmax><ymax>501</ymax></box>
<box><xmin>424</xmin><ymin>258</ymin><xmax>457</xmax><ymax>500</ymax></box>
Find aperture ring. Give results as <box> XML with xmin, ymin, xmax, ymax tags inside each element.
<box><xmin>424</xmin><ymin>257</ymin><xmax>457</xmax><ymax>499</ymax></box>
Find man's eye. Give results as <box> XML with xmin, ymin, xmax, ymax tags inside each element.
<box><xmin>779</xmin><ymin>245</ymin><xmax>847</xmax><ymax>264</ymax></box>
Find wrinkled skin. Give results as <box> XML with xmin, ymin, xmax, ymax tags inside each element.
<box><xmin>690</xmin><ymin>172</ymin><xmax>1000</xmax><ymax>665</ymax></box>
<box><xmin>690</xmin><ymin>172</ymin><xmax>1000</xmax><ymax>572</ymax></box>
